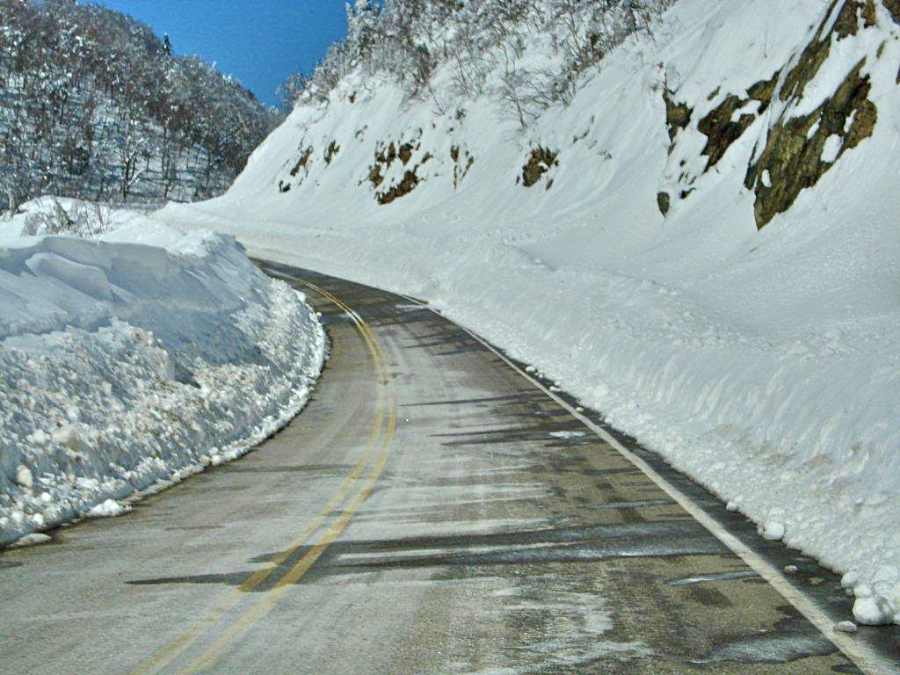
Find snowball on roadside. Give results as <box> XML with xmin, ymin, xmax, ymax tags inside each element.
<box><xmin>88</xmin><ymin>499</ymin><xmax>128</xmax><ymax>518</ymax></box>
<box><xmin>834</xmin><ymin>621</ymin><xmax>857</xmax><ymax>633</ymax></box>
<box><xmin>12</xmin><ymin>533</ymin><xmax>51</xmax><ymax>548</ymax></box>
<box><xmin>761</xmin><ymin>521</ymin><xmax>785</xmax><ymax>541</ymax></box>
<box><xmin>852</xmin><ymin>595</ymin><xmax>894</xmax><ymax>626</ymax></box>
<box><xmin>726</xmin><ymin>501</ymin><xmax>739</xmax><ymax>512</ymax></box>
<box><xmin>784</xmin><ymin>565</ymin><xmax>798</xmax><ymax>574</ymax></box>
<box><xmin>15</xmin><ymin>465</ymin><xmax>33</xmax><ymax>490</ymax></box>
<box><xmin>840</xmin><ymin>571</ymin><xmax>859</xmax><ymax>589</ymax></box>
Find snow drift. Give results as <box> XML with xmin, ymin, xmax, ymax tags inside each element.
<box><xmin>0</xmin><ymin>198</ymin><xmax>326</xmax><ymax>546</ymax></box>
<box><xmin>159</xmin><ymin>0</ymin><xmax>900</xmax><ymax>623</ymax></box>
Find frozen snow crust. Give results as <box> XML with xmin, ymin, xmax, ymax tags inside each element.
<box><xmin>0</xmin><ymin>200</ymin><xmax>326</xmax><ymax>546</ymax></box>
<box><xmin>159</xmin><ymin>0</ymin><xmax>900</xmax><ymax>623</ymax></box>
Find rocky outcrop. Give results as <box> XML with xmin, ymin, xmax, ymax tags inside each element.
<box><xmin>698</xmin><ymin>76</ymin><xmax>777</xmax><ymax>169</ymax></box>
<box><xmin>745</xmin><ymin>0</ymin><xmax>883</xmax><ymax>228</ymax></box>
<box><xmin>521</xmin><ymin>147</ymin><xmax>558</xmax><ymax>188</ymax></box>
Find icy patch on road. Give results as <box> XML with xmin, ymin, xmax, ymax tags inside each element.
<box><xmin>467</xmin><ymin>576</ymin><xmax>651</xmax><ymax>674</ymax></box>
<box><xmin>0</xmin><ymin>201</ymin><xmax>326</xmax><ymax>546</ymax></box>
<box><xmin>548</xmin><ymin>431</ymin><xmax>586</xmax><ymax>440</ymax></box>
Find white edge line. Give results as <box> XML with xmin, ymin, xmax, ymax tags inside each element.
<box><xmin>397</xmin><ymin>293</ymin><xmax>891</xmax><ymax>675</ymax></box>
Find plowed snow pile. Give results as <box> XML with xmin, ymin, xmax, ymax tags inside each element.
<box><xmin>160</xmin><ymin>0</ymin><xmax>900</xmax><ymax>624</ymax></box>
<box><xmin>0</xmin><ymin>198</ymin><xmax>326</xmax><ymax>546</ymax></box>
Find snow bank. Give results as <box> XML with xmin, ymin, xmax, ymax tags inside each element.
<box><xmin>0</xmin><ymin>199</ymin><xmax>326</xmax><ymax>546</ymax></box>
<box><xmin>158</xmin><ymin>0</ymin><xmax>900</xmax><ymax>624</ymax></box>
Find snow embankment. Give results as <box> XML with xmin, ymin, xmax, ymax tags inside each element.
<box><xmin>0</xmin><ymin>198</ymin><xmax>326</xmax><ymax>547</ymax></box>
<box><xmin>158</xmin><ymin>0</ymin><xmax>900</xmax><ymax>624</ymax></box>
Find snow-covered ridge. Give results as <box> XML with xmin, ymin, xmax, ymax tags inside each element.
<box><xmin>160</xmin><ymin>0</ymin><xmax>900</xmax><ymax>625</ymax></box>
<box><xmin>0</xmin><ymin>200</ymin><xmax>326</xmax><ymax>546</ymax></box>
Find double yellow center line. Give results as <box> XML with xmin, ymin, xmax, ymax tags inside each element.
<box><xmin>130</xmin><ymin>280</ymin><xmax>396</xmax><ymax>675</ymax></box>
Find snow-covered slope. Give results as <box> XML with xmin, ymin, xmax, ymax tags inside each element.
<box><xmin>159</xmin><ymin>0</ymin><xmax>900</xmax><ymax>624</ymax></box>
<box><xmin>0</xmin><ymin>199</ymin><xmax>326</xmax><ymax>546</ymax></box>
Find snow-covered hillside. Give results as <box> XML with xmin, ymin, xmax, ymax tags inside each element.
<box><xmin>0</xmin><ymin>199</ymin><xmax>326</xmax><ymax>547</ymax></box>
<box><xmin>160</xmin><ymin>0</ymin><xmax>900</xmax><ymax>625</ymax></box>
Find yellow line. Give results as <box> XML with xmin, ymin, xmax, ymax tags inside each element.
<box><xmin>177</xmin><ymin>283</ymin><xmax>397</xmax><ymax>674</ymax></box>
<box><xmin>128</xmin><ymin>281</ymin><xmax>388</xmax><ymax>675</ymax></box>
<box><xmin>182</xmin><ymin>390</ymin><xmax>397</xmax><ymax>674</ymax></box>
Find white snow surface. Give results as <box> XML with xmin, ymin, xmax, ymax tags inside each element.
<box><xmin>0</xmin><ymin>198</ymin><xmax>326</xmax><ymax>546</ymax></box>
<box><xmin>158</xmin><ymin>0</ymin><xmax>900</xmax><ymax>622</ymax></box>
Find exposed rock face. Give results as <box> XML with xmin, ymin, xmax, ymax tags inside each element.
<box><xmin>398</xmin><ymin>143</ymin><xmax>415</xmax><ymax>165</ymax></box>
<box><xmin>366</xmin><ymin>135</ymin><xmax>431</xmax><ymax>204</ymax></box>
<box><xmin>451</xmin><ymin>146</ymin><xmax>475</xmax><ymax>189</ymax></box>
<box><xmin>698</xmin><ymin>77</ymin><xmax>777</xmax><ymax>169</ymax></box>
<box><xmin>290</xmin><ymin>146</ymin><xmax>314</xmax><ymax>178</ymax></box>
<box><xmin>368</xmin><ymin>142</ymin><xmax>397</xmax><ymax>188</ymax></box>
<box><xmin>522</xmin><ymin>147</ymin><xmax>558</xmax><ymax>187</ymax></box>
<box><xmin>657</xmin><ymin>191</ymin><xmax>671</xmax><ymax>216</ymax></box>
<box><xmin>664</xmin><ymin>90</ymin><xmax>692</xmax><ymax>144</ymax></box>
<box><xmin>324</xmin><ymin>141</ymin><xmax>340</xmax><ymax>165</ymax></box>
<box><xmin>378</xmin><ymin>169</ymin><xmax>420</xmax><ymax>205</ymax></box>
<box><xmin>747</xmin><ymin>61</ymin><xmax>877</xmax><ymax>227</ymax></box>
<box><xmin>745</xmin><ymin>0</ymin><xmax>883</xmax><ymax>229</ymax></box>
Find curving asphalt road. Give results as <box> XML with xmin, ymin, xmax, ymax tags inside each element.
<box><xmin>0</xmin><ymin>263</ymin><xmax>897</xmax><ymax>674</ymax></box>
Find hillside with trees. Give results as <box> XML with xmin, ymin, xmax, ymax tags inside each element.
<box><xmin>0</xmin><ymin>0</ymin><xmax>281</xmax><ymax>210</ymax></box>
<box><xmin>282</xmin><ymin>0</ymin><xmax>670</xmax><ymax>126</ymax></box>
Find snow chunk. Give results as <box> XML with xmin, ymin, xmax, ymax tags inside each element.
<box><xmin>12</xmin><ymin>533</ymin><xmax>51</xmax><ymax>548</ymax></box>
<box><xmin>15</xmin><ymin>465</ymin><xmax>33</xmax><ymax>490</ymax></box>
<box><xmin>852</xmin><ymin>596</ymin><xmax>894</xmax><ymax>626</ymax></box>
<box><xmin>88</xmin><ymin>499</ymin><xmax>129</xmax><ymax>518</ymax></box>
<box><xmin>761</xmin><ymin>521</ymin><xmax>785</xmax><ymax>541</ymax></box>
<box><xmin>841</xmin><ymin>572</ymin><xmax>859</xmax><ymax>589</ymax></box>
<box><xmin>834</xmin><ymin>621</ymin><xmax>857</xmax><ymax>633</ymax></box>
<box><xmin>52</xmin><ymin>425</ymin><xmax>81</xmax><ymax>451</ymax></box>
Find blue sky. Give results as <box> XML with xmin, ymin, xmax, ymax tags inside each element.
<box><xmin>90</xmin><ymin>1</ymin><xmax>348</xmax><ymax>107</ymax></box>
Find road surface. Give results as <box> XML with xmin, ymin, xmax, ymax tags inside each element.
<box><xmin>1</xmin><ymin>263</ymin><xmax>896</xmax><ymax>674</ymax></box>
